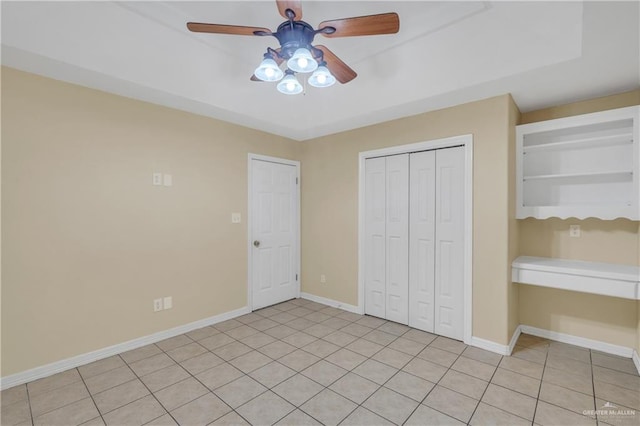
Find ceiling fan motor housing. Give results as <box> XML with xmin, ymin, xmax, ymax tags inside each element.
<box><xmin>274</xmin><ymin>20</ymin><xmax>317</xmax><ymax>59</ymax></box>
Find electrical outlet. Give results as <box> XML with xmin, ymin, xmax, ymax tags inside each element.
<box><xmin>320</xmin><ymin>274</ymin><xmax>326</xmax><ymax>283</ymax></box>
<box><xmin>569</xmin><ymin>224</ymin><xmax>581</xmax><ymax>237</ymax></box>
<box><xmin>152</xmin><ymin>173</ymin><xmax>162</xmax><ymax>186</ymax></box>
<box><xmin>163</xmin><ymin>296</ymin><xmax>173</xmax><ymax>310</ymax></box>
<box><xmin>153</xmin><ymin>298</ymin><xmax>163</xmax><ymax>312</ymax></box>
<box><xmin>231</xmin><ymin>213</ymin><xmax>241</xmax><ymax>223</ymax></box>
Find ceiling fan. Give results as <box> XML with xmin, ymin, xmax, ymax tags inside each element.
<box><xmin>187</xmin><ymin>0</ymin><xmax>400</xmax><ymax>95</ymax></box>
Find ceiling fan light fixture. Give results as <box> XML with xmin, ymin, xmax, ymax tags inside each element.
<box><xmin>255</xmin><ymin>57</ymin><xmax>284</xmax><ymax>81</ymax></box>
<box><xmin>287</xmin><ymin>47</ymin><xmax>318</xmax><ymax>73</ymax></box>
<box><xmin>277</xmin><ymin>71</ymin><xmax>303</xmax><ymax>95</ymax></box>
<box><xmin>308</xmin><ymin>64</ymin><xmax>336</xmax><ymax>88</ymax></box>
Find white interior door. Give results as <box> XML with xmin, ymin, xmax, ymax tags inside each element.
<box><xmin>385</xmin><ymin>155</ymin><xmax>409</xmax><ymax>324</ymax></box>
<box><xmin>409</xmin><ymin>151</ymin><xmax>436</xmax><ymax>332</ymax></box>
<box><xmin>434</xmin><ymin>147</ymin><xmax>465</xmax><ymax>340</ymax></box>
<box><xmin>364</xmin><ymin>157</ymin><xmax>386</xmax><ymax>318</ymax></box>
<box><xmin>250</xmin><ymin>158</ymin><xmax>299</xmax><ymax>310</ymax></box>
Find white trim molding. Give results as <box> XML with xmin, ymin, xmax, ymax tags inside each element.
<box><xmin>357</xmin><ymin>134</ymin><xmax>474</xmax><ymax>342</ymax></box>
<box><xmin>469</xmin><ymin>326</ymin><xmax>522</xmax><ymax>356</ymax></box>
<box><xmin>0</xmin><ymin>306</ymin><xmax>250</xmax><ymax>391</ymax></box>
<box><xmin>520</xmin><ymin>324</ymin><xmax>634</xmax><ymax>358</ymax></box>
<box><xmin>508</xmin><ymin>325</ymin><xmax>523</xmax><ymax>355</ymax></box>
<box><xmin>471</xmin><ymin>324</ymin><xmax>639</xmax><ymax>376</ymax></box>
<box><xmin>469</xmin><ymin>336</ymin><xmax>511</xmax><ymax>356</ymax></box>
<box><xmin>300</xmin><ymin>292</ymin><xmax>360</xmax><ymax>314</ymax></box>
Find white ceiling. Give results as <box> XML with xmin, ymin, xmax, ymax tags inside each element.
<box><xmin>2</xmin><ymin>1</ymin><xmax>639</xmax><ymax>141</ymax></box>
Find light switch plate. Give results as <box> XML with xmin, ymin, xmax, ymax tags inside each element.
<box><xmin>153</xmin><ymin>173</ymin><xmax>162</xmax><ymax>186</ymax></box>
<box><xmin>569</xmin><ymin>224</ymin><xmax>581</xmax><ymax>237</ymax></box>
<box><xmin>163</xmin><ymin>296</ymin><xmax>173</xmax><ymax>310</ymax></box>
<box><xmin>163</xmin><ymin>174</ymin><xmax>172</xmax><ymax>187</ymax></box>
<box><xmin>232</xmin><ymin>213</ymin><xmax>241</xmax><ymax>223</ymax></box>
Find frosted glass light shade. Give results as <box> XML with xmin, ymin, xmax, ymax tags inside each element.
<box><xmin>277</xmin><ymin>73</ymin><xmax>303</xmax><ymax>95</ymax></box>
<box><xmin>308</xmin><ymin>65</ymin><xmax>336</xmax><ymax>87</ymax></box>
<box><xmin>254</xmin><ymin>58</ymin><xmax>283</xmax><ymax>82</ymax></box>
<box><xmin>287</xmin><ymin>48</ymin><xmax>318</xmax><ymax>73</ymax></box>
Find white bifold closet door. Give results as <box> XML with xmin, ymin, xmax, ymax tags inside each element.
<box><xmin>364</xmin><ymin>155</ymin><xmax>409</xmax><ymax>324</ymax></box>
<box><xmin>385</xmin><ymin>155</ymin><xmax>409</xmax><ymax>324</ymax></box>
<box><xmin>364</xmin><ymin>147</ymin><xmax>464</xmax><ymax>340</ymax></box>
<box><xmin>364</xmin><ymin>157</ymin><xmax>387</xmax><ymax>319</ymax></box>
<box><xmin>409</xmin><ymin>147</ymin><xmax>464</xmax><ymax>340</ymax></box>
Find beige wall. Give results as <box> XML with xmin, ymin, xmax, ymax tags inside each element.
<box><xmin>3</xmin><ymin>66</ymin><xmax>637</xmax><ymax>379</ymax></box>
<box><xmin>518</xmin><ymin>90</ymin><xmax>640</xmax><ymax>350</ymax></box>
<box><xmin>520</xmin><ymin>90</ymin><xmax>640</xmax><ymax>124</ymax></box>
<box><xmin>300</xmin><ymin>94</ymin><xmax>517</xmax><ymax>345</ymax></box>
<box><xmin>1</xmin><ymin>68</ymin><xmax>299</xmax><ymax>376</ymax></box>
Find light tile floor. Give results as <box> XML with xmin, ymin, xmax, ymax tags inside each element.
<box><xmin>2</xmin><ymin>298</ymin><xmax>639</xmax><ymax>425</ymax></box>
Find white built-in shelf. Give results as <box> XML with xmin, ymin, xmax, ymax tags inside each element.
<box><xmin>516</xmin><ymin>105</ymin><xmax>640</xmax><ymax>220</ymax></box>
<box><xmin>522</xmin><ymin>133</ymin><xmax>633</xmax><ymax>153</ymax></box>
<box><xmin>523</xmin><ymin>170</ymin><xmax>633</xmax><ymax>181</ymax></box>
<box><xmin>512</xmin><ymin>256</ymin><xmax>640</xmax><ymax>300</ymax></box>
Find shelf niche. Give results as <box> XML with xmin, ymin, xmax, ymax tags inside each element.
<box><xmin>516</xmin><ymin>106</ymin><xmax>639</xmax><ymax>220</ymax></box>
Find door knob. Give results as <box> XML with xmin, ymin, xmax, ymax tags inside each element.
<box><xmin>253</xmin><ymin>240</ymin><xmax>260</xmax><ymax>247</ymax></box>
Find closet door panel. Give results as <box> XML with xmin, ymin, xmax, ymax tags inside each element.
<box><xmin>434</xmin><ymin>147</ymin><xmax>465</xmax><ymax>340</ymax></box>
<box><xmin>385</xmin><ymin>154</ymin><xmax>409</xmax><ymax>324</ymax></box>
<box><xmin>409</xmin><ymin>151</ymin><xmax>436</xmax><ymax>332</ymax></box>
<box><xmin>364</xmin><ymin>157</ymin><xmax>386</xmax><ymax>318</ymax></box>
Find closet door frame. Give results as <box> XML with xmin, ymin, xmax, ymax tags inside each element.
<box><xmin>357</xmin><ymin>135</ymin><xmax>474</xmax><ymax>344</ymax></box>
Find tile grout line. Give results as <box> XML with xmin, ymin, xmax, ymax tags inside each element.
<box><xmin>220</xmin><ymin>304</ymin><xmax>479</xmax><ymax>425</ymax></box>
<box><xmin>116</xmin><ymin>353</ymin><xmax>184</xmax><ymax>426</ymax></box>
<box><xmin>215</xmin><ymin>303</ymin><xmax>401</xmax><ymax>424</ymax></box>
<box><xmin>530</xmin><ymin>340</ymin><xmax>550</xmax><ymax>425</ymax></box>
<box><xmin>497</xmin><ymin>343</ymin><xmax>621</xmax><ymax>423</ymax></box>
<box><xmin>25</xmin><ymin>381</ymin><xmax>35</xmax><ymax>426</ymax></box>
<box><xmin>152</xmin><ymin>331</ymin><xmax>271</xmax><ymax>425</ymax></box>
<box><xmin>411</xmin><ymin>345</ymin><xmax>469</xmax><ymax>424</ymax></box>
<box><xmin>589</xmin><ymin>349</ymin><xmax>599</xmax><ymax>425</ymax></box>
<box><xmin>334</xmin><ymin>326</ymin><xmax>414</xmax><ymax>425</ymax></box>
<box><xmin>25</xmin><ymin>374</ymin><xmax>98</xmax><ymax>423</ymax></box>
<box><xmin>150</xmin><ymin>301</ymin><xmax>357</xmax><ymax>424</ymax></box>
<box><xmin>465</xmin><ymin>353</ymin><xmax>502</xmax><ymax>425</ymax></box>
<box><xmin>76</xmin><ymin>366</ymin><xmax>108</xmax><ymax>426</ymax></box>
<box><xmin>218</xmin><ymin>305</ymin><xmax>367</xmax><ymax>423</ymax></box>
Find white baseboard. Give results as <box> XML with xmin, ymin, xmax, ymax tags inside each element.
<box><xmin>520</xmin><ymin>324</ymin><xmax>634</xmax><ymax>358</ymax></box>
<box><xmin>508</xmin><ymin>325</ymin><xmax>523</xmax><ymax>355</ymax></box>
<box><xmin>467</xmin><ymin>326</ymin><xmax>521</xmax><ymax>356</ymax></box>
<box><xmin>300</xmin><ymin>292</ymin><xmax>361</xmax><ymax>314</ymax></box>
<box><xmin>469</xmin><ymin>336</ymin><xmax>511</xmax><ymax>355</ymax></box>
<box><xmin>0</xmin><ymin>306</ymin><xmax>250</xmax><ymax>391</ymax></box>
<box><xmin>633</xmin><ymin>350</ymin><xmax>640</xmax><ymax>375</ymax></box>
<box><xmin>469</xmin><ymin>323</ymin><xmax>639</xmax><ymax>374</ymax></box>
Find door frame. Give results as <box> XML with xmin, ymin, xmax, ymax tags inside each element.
<box><xmin>247</xmin><ymin>154</ymin><xmax>301</xmax><ymax>311</ymax></box>
<box><xmin>357</xmin><ymin>135</ymin><xmax>474</xmax><ymax>344</ymax></box>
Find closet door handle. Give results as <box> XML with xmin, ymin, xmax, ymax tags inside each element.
<box><xmin>253</xmin><ymin>240</ymin><xmax>261</xmax><ymax>247</ymax></box>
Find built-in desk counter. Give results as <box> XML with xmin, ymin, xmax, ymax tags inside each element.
<box><xmin>512</xmin><ymin>256</ymin><xmax>640</xmax><ymax>300</ymax></box>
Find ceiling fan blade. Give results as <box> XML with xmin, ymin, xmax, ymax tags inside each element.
<box><xmin>314</xmin><ymin>45</ymin><xmax>357</xmax><ymax>84</ymax></box>
<box><xmin>319</xmin><ymin>13</ymin><xmax>399</xmax><ymax>38</ymax></box>
<box><xmin>276</xmin><ymin>0</ymin><xmax>303</xmax><ymax>21</ymax></box>
<box><xmin>187</xmin><ymin>22</ymin><xmax>271</xmax><ymax>36</ymax></box>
